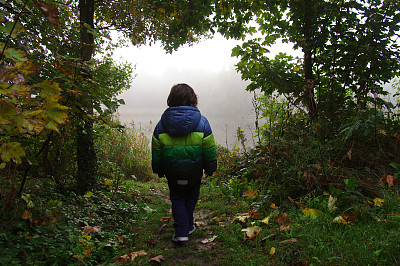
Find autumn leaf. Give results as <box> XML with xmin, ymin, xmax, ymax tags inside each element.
<box><xmin>270</xmin><ymin>203</ymin><xmax>280</xmax><ymax>209</ymax></box>
<box><xmin>114</xmin><ymin>250</ymin><xmax>147</xmax><ymax>263</ymax></box>
<box><xmin>232</xmin><ymin>214</ymin><xmax>250</xmax><ymax>223</ymax></box>
<box><xmin>82</xmin><ymin>225</ymin><xmax>101</xmax><ymax>234</ymax></box>
<box><xmin>270</xmin><ymin>247</ymin><xmax>276</xmax><ymax>255</ymax></box>
<box><xmin>149</xmin><ymin>255</ymin><xmax>165</xmax><ymax>263</ymax></box>
<box><xmin>159</xmin><ymin>217</ymin><xmax>172</xmax><ymax>222</ymax></box>
<box><xmin>331</xmin><ymin>216</ymin><xmax>350</xmax><ymax>224</ymax></box>
<box><xmin>302</xmin><ymin>208</ymin><xmax>323</xmax><ymax>219</ymax></box>
<box><xmin>21</xmin><ymin>209</ymin><xmax>32</xmax><ymax>220</ymax></box>
<box><xmin>105</xmin><ymin>178</ymin><xmax>113</xmax><ymax>186</ymax></box>
<box><xmin>201</xmin><ymin>235</ymin><xmax>218</xmax><ymax>244</ymax></box>
<box><xmin>243</xmin><ymin>187</ymin><xmax>258</xmax><ymax>199</ymax></box>
<box><xmin>242</xmin><ymin>226</ymin><xmax>262</xmax><ymax>239</ymax></box>
<box><xmin>380</xmin><ymin>174</ymin><xmax>396</xmax><ymax>188</ymax></box>
<box><xmin>261</xmin><ymin>213</ymin><xmax>274</xmax><ymax>224</ymax></box>
<box><xmin>288</xmin><ymin>196</ymin><xmax>301</xmax><ymax>209</ymax></box>
<box><xmin>275</xmin><ymin>213</ymin><xmax>293</xmax><ymax>230</ymax></box>
<box><xmin>373</xmin><ymin>198</ymin><xmax>384</xmax><ymax>207</ymax></box>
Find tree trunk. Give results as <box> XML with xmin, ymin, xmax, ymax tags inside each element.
<box><xmin>77</xmin><ymin>0</ymin><xmax>97</xmax><ymax>193</ymax></box>
<box><xmin>303</xmin><ymin>0</ymin><xmax>318</xmax><ymax>122</ymax></box>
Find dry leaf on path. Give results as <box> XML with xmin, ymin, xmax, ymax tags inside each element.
<box><xmin>114</xmin><ymin>250</ymin><xmax>147</xmax><ymax>264</ymax></box>
<box><xmin>194</xmin><ymin>221</ymin><xmax>206</xmax><ymax>227</ymax></box>
<box><xmin>201</xmin><ymin>235</ymin><xmax>218</xmax><ymax>244</ymax></box>
<box><xmin>149</xmin><ymin>255</ymin><xmax>165</xmax><ymax>263</ymax></box>
<box><xmin>242</xmin><ymin>226</ymin><xmax>262</xmax><ymax>239</ymax></box>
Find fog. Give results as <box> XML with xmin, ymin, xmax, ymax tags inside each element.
<box><xmin>114</xmin><ymin>36</ymin><xmax>259</xmax><ymax>149</ymax></box>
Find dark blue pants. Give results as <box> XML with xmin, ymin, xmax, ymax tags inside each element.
<box><xmin>169</xmin><ymin>183</ymin><xmax>201</xmax><ymax>237</ymax></box>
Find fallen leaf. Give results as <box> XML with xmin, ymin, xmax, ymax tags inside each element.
<box><xmin>342</xmin><ymin>213</ymin><xmax>356</xmax><ymax>222</ymax></box>
<box><xmin>288</xmin><ymin>196</ymin><xmax>301</xmax><ymax>209</ymax></box>
<box><xmin>242</xmin><ymin>226</ymin><xmax>262</xmax><ymax>239</ymax></box>
<box><xmin>331</xmin><ymin>216</ymin><xmax>349</xmax><ymax>224</ymax></box>
<box><xmin>149</xmin><ymin>255</ymin><xmax>165</xmax><ymax>263</ymax></box>
<box><xmin>114</xmin><ymin>250</ymin><xmax>147</xmax><ymax>263</ymax></box>
<box><xmin>83</xmin><ymin>249</ymin><xmax>91</xmax><ymax>255</ymax></box>
<box><xmin>270</xmin><ymin>203</ymin><xmax>280</xmax><ymax>209</ymax></box>
<box><xmin>232</xmin><ymin>214</ymin><xmax>250</xmax><ymax>223</ymax></box>
<box><xmin>278</xmin><ymin>238</ymin><xmax>298</xmax><ymax>244</ymax></box>
<box><xmin>275</xmin><ymin>212</ymin><xmax>288</xmax><ymax>225</ymax></box>
<box><xmin>194</xmin><ymin>221</ymin><xmax>206</xmax><ymax>227</ymax></box>
<box><xmin>82</xmin><ymin>225</ymin><xmax>101</xmax><ymax>234</ymax></box>
<box><xmin>159</xmin><ymin>217</ymin><xmax>172</xmax><ymax>222</ymax></box>
<box><xmin>261</xmin><ymin>213</ymin><xmax>274</xmax><ymax>224</ymax></box>
<box><xmin>302</xmin><ymin>208</ymin><xmax>323</xmax><ymax>219</ymax></box>
<box><xmin>373</xmin><ymin>198</ymin><xmax>384</xmax><ymax>207</ymax></box>
<box><xmin>201</xmin><ymin>235</ymin><xmax>218</xmax><ymax>244</ymax></box>
<box><xmin>21</xmin><ymin>209</ymin><xmax>32</xmax><ymax>220</ymax></box>
<box><xmin>270</xmin><ymin>247</ymin><xmax>276</xmax><ymax>255</ymax></box>
<box><xmin>380</xmin><ymin>174</ymin><xmax>396</xmax><ymax>188</ymax></box>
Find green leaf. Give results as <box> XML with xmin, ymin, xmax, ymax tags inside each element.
<box><xmin>39</xmin><ymin>80</ymin><xmax>61</xmax><ymax>98</ymax></box>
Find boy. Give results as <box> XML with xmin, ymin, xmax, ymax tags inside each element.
<box><xmin>151</xmin><ymin>83</ymin><xmax>217</xmax><ymax>243</ymax></box>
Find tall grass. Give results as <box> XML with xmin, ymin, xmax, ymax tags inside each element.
<box><xmin>95</xmin><ymin>120</ymin><xmax>156</xmax><ymax>181</ymax></box>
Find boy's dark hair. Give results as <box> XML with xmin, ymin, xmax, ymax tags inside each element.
<box><xmin>167</xmin><ymin>83</ymin><xmax>198</xmax><ymax>107</ymax></box>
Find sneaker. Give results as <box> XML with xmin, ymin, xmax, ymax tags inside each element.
<box><xmin>172</xmin><ymin>235</ymin><xmax>189</xmax><ymax>243</ymax></box>
<box><xmin>189</xmin><ymin>225</ymin><xmax>196</xmax><ymax>235</ymax></box>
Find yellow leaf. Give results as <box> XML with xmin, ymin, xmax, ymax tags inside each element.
<box><xmin>293</xmin><ymin>66</ymin><xmax>300</xmax><ymax>72</ymax></box>
<box><xmin>105</xmin><ymin>178</ymin><xmax>113</xmax><ymax>186</ymax></box>
<box><xmin>302</xmin><ymin>208</ymin><xmax>323</xmax><ymax>218</ymax></box>
<box><xmin>373</xmin><ymin>198</ymin><xmax>384</xmax><ymax>207</ymax></box>
<box><xmin>157</xmin><ymin>8</ymin><xmax>165</xmax><ymax>13</ymax></box>
<box><xmin>21</xmin><ymin>209</ymin><xmax>32</xmax><ymax>220</ymax></box>
<box><xmin>84</xmin><ymin>191</ymin><xmax>93</xmax><ymax>198</ymax></box>
<box><xmin>261</xmin><ymin>213</ymin><xmax>274</xmax><ymax>224</ymax></box>
<box><xmin>270</xmin><ymin>247</ymin><xmax>276</xmax><ymax>255</ymax></box>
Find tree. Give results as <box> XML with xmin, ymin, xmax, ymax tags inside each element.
<box><xmin>232</xmin><ymin>0</ymin><xmax>400</xmax><ymax>124</ymax></box>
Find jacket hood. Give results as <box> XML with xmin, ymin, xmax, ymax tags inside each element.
<box><xmin>161</xmin><ymin>106</ymin><xmax>201</xmax><ymax>137</ymax></box>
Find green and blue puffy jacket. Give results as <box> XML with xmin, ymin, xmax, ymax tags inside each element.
<box><xmin>151</xmin><ymin>106</ymin><xmax>217</xmax><ymax>188</ymax></box>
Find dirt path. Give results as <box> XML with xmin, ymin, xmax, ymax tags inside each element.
<box><xmin>148</xmin><ymin>186</ymin><xmax>221</xmax><ymax>265</ymax></box>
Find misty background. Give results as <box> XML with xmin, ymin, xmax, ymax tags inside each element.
<box><xmin>113</xmin><ymin>35</ymin><xmax>268</xmax><ymax>149</ymax></box>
